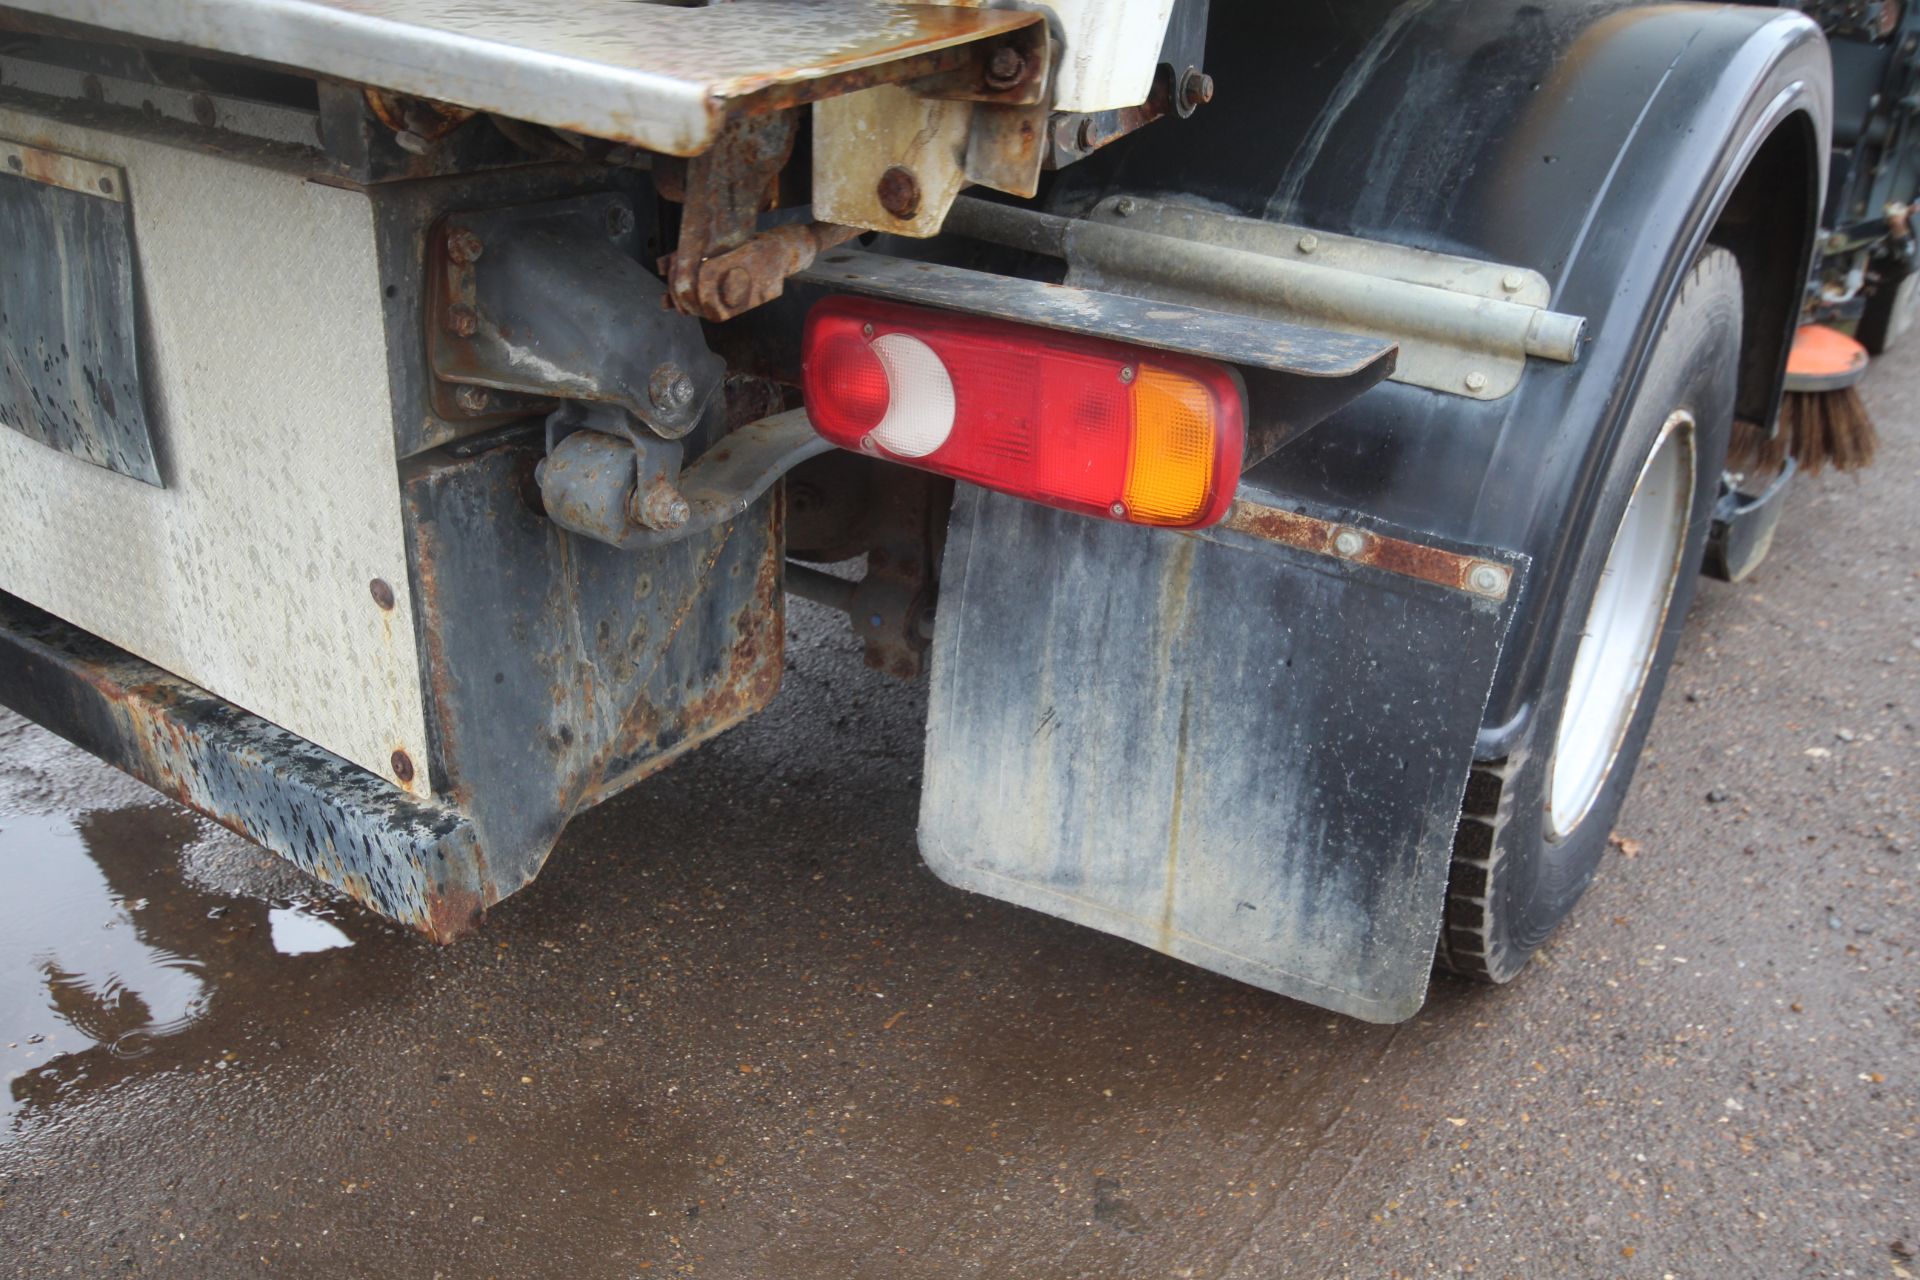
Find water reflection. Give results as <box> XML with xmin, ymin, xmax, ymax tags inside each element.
<box><xmin>267</xmin><ymin>902</ymin><xmax>355</xmax><ymax>956</ymax></box>
<box><xmin>0</xmin><ymin>710</ymin><xmax>370</xmax><ymax>1139</ymax></box>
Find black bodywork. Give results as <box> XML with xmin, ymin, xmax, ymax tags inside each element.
<box><xmin>1046</xmin><ymin>0</ymin><xmax>1828</xmax><ymax>755</ymax></box>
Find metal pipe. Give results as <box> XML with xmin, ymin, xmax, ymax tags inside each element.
<box><xmin>784</xmin><ymin>561</ymin><xmax>858</xmax><ymax>614</ymax></box>
<box><xmin>943</xmin><ymin>196</ymin><xmax>1586</xmax><ymax>365</ymax></box>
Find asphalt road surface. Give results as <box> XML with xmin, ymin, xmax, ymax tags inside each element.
<box><xmin>1</xmin><ymin>358</ymin><xmax>1916</xmax><ymax>1279</ymax></box>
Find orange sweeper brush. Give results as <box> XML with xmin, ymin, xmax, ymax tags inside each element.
<box><xmin>1729</xmin><ymin>322</ymin><xmax>1879</xmax><ymax>475</ymax></box>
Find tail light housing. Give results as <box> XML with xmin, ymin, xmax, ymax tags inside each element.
<box><xmin>802</xmin><ymin>297</ymin><xmax>1245</xmax><ymax>529</ymax></box>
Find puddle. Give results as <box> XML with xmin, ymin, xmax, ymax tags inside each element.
<box><xmin>0</xmin><ymin>813</ymin><xmax>211</xmax><ymax>1085</ymax></box>
<box><xmin>0</xmin><ymin>708</ymin><xmax>372</xmax><ymax>1140</ymax></box>
<box><xmin>266</xmin><ymin>902</ymin><xmax>355</xmax><ymax>956</ymax></box>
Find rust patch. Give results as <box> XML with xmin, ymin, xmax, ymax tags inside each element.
<box><xmin>423</xmin><ymin>882</ymin><xmax>486</xmax><ymax>944</ymax></box>
<box><xmin>1219</xmin><ymin>500</ymin><xmax>1511</xmax><ymax>599</ymax></box>
<box><xmin>0</xmin><ymin>136</ymin><xmax>124</xmax><ymax>201</ymax></box>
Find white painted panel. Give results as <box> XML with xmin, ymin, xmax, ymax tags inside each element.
<box><xmin>0</xmin><ymin>113</ymin><xmax>431</xmax><ymax>795</ymax></box>
<box><xmin>1042</xmin><ymin>0</ymin><xmax>1178</xmax><ymax>113</ymax></box>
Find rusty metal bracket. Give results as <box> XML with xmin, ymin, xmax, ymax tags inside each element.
<box><xmin>664</xmin><ymin>110</ymin><xmax>862</xmax><ymax>322</ymax></box>
<box><xmin>905</xmin><ymin>19</ymin><xmax>1050</xmax><ymax>106</ymax></box>
<box><xmin>681</xmin><ymin>219</ymin><xmax>864</xmax><ymax>322</ymax></box>
<box><xmin>427</xmin><ymin>193</ymin><xmax>724</xmax><ymax>437</ymax></box>
<box><xmin>538</xmin><ymin>408</ymin><xmax>831</xmax><ymax>551</ymax></box>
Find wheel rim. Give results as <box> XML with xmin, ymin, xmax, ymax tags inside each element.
<box><xmin>1546</xmin><ymin>412</ymin><xmax>1695</xmax><ymax>839</ymax></box>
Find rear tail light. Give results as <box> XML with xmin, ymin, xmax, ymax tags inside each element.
<box><xmin>802</xmin><ymin>297</ymin><xmax>1245</xmax><ymax>528</ymax></box>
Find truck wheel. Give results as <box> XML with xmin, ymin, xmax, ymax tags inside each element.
<box><xmin>1439</xmin><ymin>248</ymin><xmax>1741</xmax><ymax>984</ymax></box>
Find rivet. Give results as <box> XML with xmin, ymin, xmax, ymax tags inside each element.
<box><xmin>390</xmin><ymin>749</ymin><xmax>416</xmax><ymax>784</ymax></box>
<box><xmin>877</xmin><ymin>165</ymin><xmax>922</xmax><ymax>220</ymax></box>
<box><xmin>445</xmin><ymin>227</ymin><xmax>484</xmax><ymax>264</ymax></box>
<box><xmin>1297</xmin><ymin>233</ymin><xmax>1319</xmax><ymax>254</ymax></box>
<box><xmin>1501</xmin><ymin>271</ymin><xmax>1526</xmax><ymax>293</ymax></box>
<box><xmin>648</xmin><ymin>364</ymin><xmax>696</xmax><ymax>414</ymax></box>
<box><xmin>1468</xmin><ymin>563</ymin><xmax>1509</xmax><ymax>595</ymax></box>
<box><xmin>1333</xmin><ymin>528</ymin><xmax>1366</xmax><ymax>557</ymax></box>
<box><xmin>1464</xmin><ymin>371</ymin><xmax>1490</xmax><ymax>393</ymax></box>
<box><xmin>369</xmin><ymin>578</ymin><xmax>396</xmax><ymax>610</ymax></box>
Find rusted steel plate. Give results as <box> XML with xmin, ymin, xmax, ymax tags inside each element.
<box><xmin>403</xmin><ymin>433</ymin><xmax>784</xmax><ymax>906</ymax></box>
<box><xmin>0</xmin><ymin>0</ymin><xmax>1042</xmax><ymax>156</ymax></box>
<box><xmin>0</xmin><ymin>591</ymin><xmax>489</xmax><ymax>941</ymax></box>
<box><xmin>1218</xmin><ymin>500</ymin><xmax>1513</xmax><ymax>600</ymax></box>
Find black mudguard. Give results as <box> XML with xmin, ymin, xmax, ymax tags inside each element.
<box><xmin>919</xmin><ymin>0</ymin><xmax>1830</xmax><ymax>1018</ymax></box>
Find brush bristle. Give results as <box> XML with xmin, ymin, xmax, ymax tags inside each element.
<box><xmin>1726</xmin><ymin>386</ymin><xmax>1878</xmax><ymax>477</ymax></box>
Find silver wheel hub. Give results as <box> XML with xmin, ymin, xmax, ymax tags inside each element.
<box><xmin>1546</xmin><ymin>412</ymin><xmax>1695</xmax><ymax>839</ymax></box>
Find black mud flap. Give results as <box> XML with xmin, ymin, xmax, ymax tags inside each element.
<box><xmin>920</xmin><ymin>486</ymin><xmax>1527</xmax><ymax>1023</ymax></box>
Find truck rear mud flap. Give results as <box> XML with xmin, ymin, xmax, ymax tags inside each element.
<box><xmin>920</xmin><ymin>486</ymin><xmax>1527</xmax><ymax>1022</ymax></box>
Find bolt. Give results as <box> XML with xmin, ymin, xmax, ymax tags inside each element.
<box><xmin>390</xmin><ymin>749</ymin><xmax>416</xmax><ymax>784</ymax></box>
<box><xmin>445</xmin><ymin>227</ymin><xmax>484</xmax><ymax>265</ymax></box>
<box><xmin>1180</xmin><ymin>68</ymin><xmax>1216</xmax><ymax>110</ymax></box>
<box><xmin>191</xmin><ymin>93</ymin><xmax>216</xmax><ymax>128</ymax></box>
<box><xmin>985</xmin><ymin>44</ymin><xmax>1026</xmax><ymax>90</ymax></box>
<box><xmin>717</xmin><ymin>266</ymin><xmax>753</xmax><ymax>311</ymax></box>
<box><xmin>454</xmin><ymin>384</ymin><xmax>493</xmax><ymax>413</ymax></box>
<box><xmin>1297</xmin><ymin>233</ymin><xmax>1319</xmax><ymax>254</ymax></box>
<box><xmin>447</xmin><ymin>304</ymin><xmax>479</xmax><ymax>337</ymax></box>
<box><xmin>1468</xmin><ymin>563</ymin><xmax>1508</xmax><ymax>596</ymax></box>
<box><xmin>1501</xmin><ymin>270</ymin><xmax>1526</xmax><ymax>293</ymax></box>
<box><xmin>1333</xmin><ymin>528</ymin><xmax>1367</xmax><ymax>557</ymax></box>
<box><xmin>649</xmin><ymin>364</ymin><xmax>697</xmax><ymax>415</ymax></box>
<box><xmin>634</xmin><ymin>478</ymin><xmax>691</xmax><ymax>531</ymax></box>
<box><xmin>1113</xmin><ymin>197</ymin><xmax>1137</xmax><ymax>217</ymax></box>
<box><xmin>369</xmin><ymin>578</ymin><xmax>396</xmax><ymax>611</ymax></box>
<box><xmin>1119</xmin><ymin>365</ymin><xmax>1135</xmax><ymax>384</ymax></box>
<box><xmin>605</xmin><ymin>203</ymin><xmax>636</xmax><ymax>238</ymax></box>
<box><xmin>1110</xmin><ymin>502</ymin><xmax>1128</xmax><ymax>518</ymax></box>
<box><xmin>1464</xmin><ymin>371</ymin><xmax>1490</xmax><ymax>393</ymax></box>
<box><xmin>1078</xmin><ymin>117</ymin><xmax>1100</xmax><ymax>150</ymax></box>
<box><xmin>877</xmin><ymin>165</ymin><xmax>922</xmax><ymax>220</ymax></box>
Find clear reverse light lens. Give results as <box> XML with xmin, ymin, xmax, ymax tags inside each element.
<box><xmin>867</xmin><ymin>333</ymin><xmax>956</xmax><ymax>458</ymax></box>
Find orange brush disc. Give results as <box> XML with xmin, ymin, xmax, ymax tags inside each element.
<box><xmin>1783</xmin><ymin>323</ymin><xmax>1870</xmax><ymax>393</ymax></box>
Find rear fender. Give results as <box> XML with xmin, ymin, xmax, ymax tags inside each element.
<box><xmin>1054</xmin><ymin>0</ymin><xmax>1830</xmax><ymax>746</ymax></box>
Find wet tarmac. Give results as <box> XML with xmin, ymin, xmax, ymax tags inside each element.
<box><xmin>2</xmin><ymin>359</ymin><xmax>1917</xmax><ymax>1278</ymax></box>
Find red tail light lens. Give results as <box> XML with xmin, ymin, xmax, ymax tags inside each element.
<box><xmin>802</xmin><ymin>297</ymin><xmax>1245</xmax><ymax>528</ymax></box>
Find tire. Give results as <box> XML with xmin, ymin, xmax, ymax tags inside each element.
<box><xmin>1439</xmin><ymin>248</ymin><xmax>1741</xmax><ymax>984</ymax></box>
